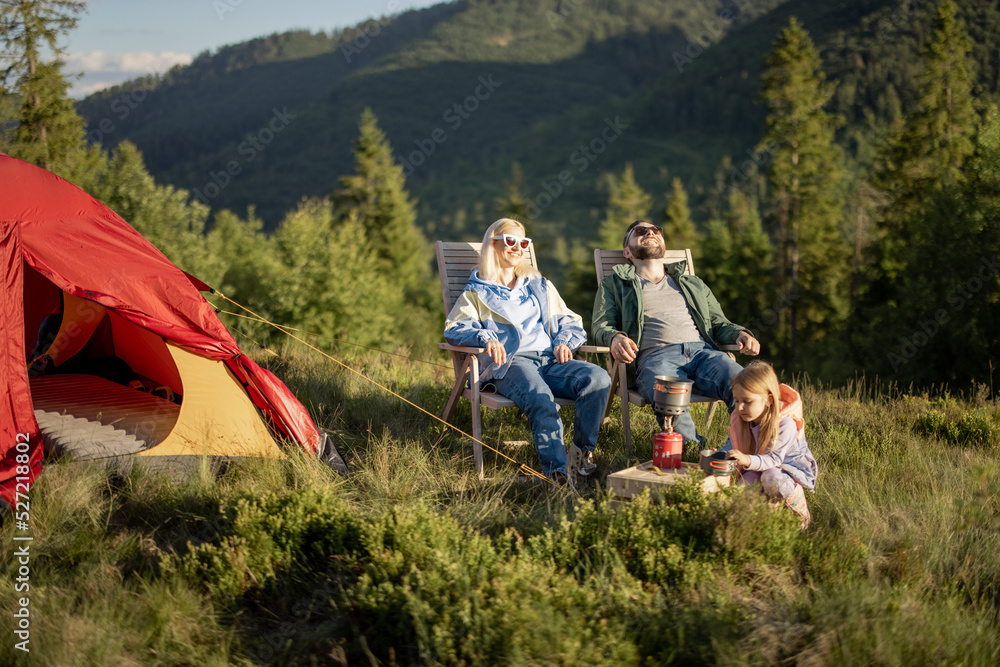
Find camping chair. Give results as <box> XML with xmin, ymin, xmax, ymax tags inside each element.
<box><xmin>437</xmin><ymin>241</ymin><xmax>608</xmax><ymax>477</ymax></box>
<box><xmin>594</xmin><ymin>248</ymin><xmax>741</xmax><ymax>454</ymax></box>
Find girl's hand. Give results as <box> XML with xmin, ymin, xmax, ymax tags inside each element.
<box><xmin>553</xmin><ymin>344</ymin><xmax>572</xmax><ymax>363</ymax></box>
<box><xmin>485</xmin><ymin>340</ymin><xmax>506</xmax><ymax>365</ymax></box>
<box><xmin>731</xmin><ymin>450</ymin><xmax>752</xmax><ymax>467</ymax></box>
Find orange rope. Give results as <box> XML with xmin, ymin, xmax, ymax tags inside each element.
<box><xmin>215</xmin><ymin>308</ymin><xmax>450</xmax><ymax>369</ymax></box>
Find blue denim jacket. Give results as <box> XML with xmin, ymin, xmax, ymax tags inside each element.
<box><xmin>444</xmin><ymin>270</ymin><xmax>588</xmax><ymax>381</ymax></box>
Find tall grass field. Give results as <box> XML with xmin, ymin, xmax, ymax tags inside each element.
<box><xmin>3</xmin><ymin>344</ymin><xmax>999</xmax><ymax>665</ymax></box>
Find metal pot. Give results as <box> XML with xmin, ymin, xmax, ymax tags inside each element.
<box><xmin>699</xmin><ymin>448</ymin><xmax>736</xmax><ymax>476</ymax></box>
<box><xmin>653</xmin><ymin>375</ymin><xmax>693</xmax><ymax>416</ymax></box>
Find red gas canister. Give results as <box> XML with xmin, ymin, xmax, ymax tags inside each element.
<box><xmin>653</xmin><ymin>431</ymin><xmax>683</xmax><ymax>469</ymax></box>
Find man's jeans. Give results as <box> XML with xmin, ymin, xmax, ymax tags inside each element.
<box><xmin>635</xmin><ymin>342</ymin><xmax>743</xmax><ymax>444</ymax></box>
<box><xmin>491</xmin><ymin>351</ymin><xmax>611</xmax><ymax>476</ymax></box>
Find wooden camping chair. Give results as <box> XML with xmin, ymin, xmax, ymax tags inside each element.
<box><xmin>437</xmin><ymin>241</ymin><xmax>608</xmax><ymax>477</ymax></box>
<box><xmin>594</xmin><ymin>248</ymin><xmax>741</xmax><ymax>454</ymax></box>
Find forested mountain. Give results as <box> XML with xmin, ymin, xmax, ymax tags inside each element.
<box><xmin>76</xmin><ymin>0</ymin><xmax>1000</xmax><ymax>245</ymax></box>
<box><xmin>75</xmin><ymin>0</ymin><xmax>788</xmax><ymax>233</ymax></box>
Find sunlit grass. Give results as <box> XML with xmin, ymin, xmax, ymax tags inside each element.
<box><xmin>3</xmin><ymin>346</ymin><xmax>999</xmax><ymax>664</ymax></box>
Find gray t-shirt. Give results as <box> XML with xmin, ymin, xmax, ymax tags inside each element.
<box><xmin>638</xmin><ymin>274</ymin><xmax>705</xmax><ymax>351</ymax></box>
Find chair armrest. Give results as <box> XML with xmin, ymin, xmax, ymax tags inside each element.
<box><xmin>438</xmin><ymin>342</ymin><xmax>486</xmax><ymax>353</ymax></box>
<box><xmin>719</xmin><ymin>344</ymin><xmax>759</xmax><ymax>356</ymax></box>
<box><xmin>578</xmin><ymin>345</ymin><xmax>610</xmax><ymax>353</ymax></box>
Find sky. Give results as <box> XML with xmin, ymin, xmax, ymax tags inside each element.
<box><xmin>64</xmin><ymin>0</ymin><xmax>447</xmax><ymax>97</ymax></box>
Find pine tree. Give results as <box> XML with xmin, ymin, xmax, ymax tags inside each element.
<box><xmin>870</xmin><ymin>0</ymin><xmax>978</xmax><ymax>281</ymax></box>
<box><xmin>662</xmin><ymin>177</ymin><xmax>699</xmax><ymax>260</ymax></box>
<box><xmin>856</xmin><ymin>0</ymin><xmax>981</xmax><ymax>382</ymax></box>
<box><xmin>700</xmin><ymin>189</ymin><xmax>775</xmax><ymax>343</ymax></box>
<box><xmin>0</xmin><ymin>0</ymin><xmax>91</xmax><ymax>176</ymax></box>
<box><xmin>595</xmin><ymin>163</ymin><xmax>651</xmax><ymax>250</ymax></box>
<box><xmin>331</xmin><ymin>108</ymin><xmax>435</xmax><ymax>345</ymax></box>
<box><xmin>879</xmin><ymin>106</ymin><xmax>1000</xmax><ymax>386</ymax></box>
<box><xmin>757</xmin><ymin>17</ymin><xmax>849</xmax><ymax>369</ymax></box>
<box><xmin>332</xmin><ymin>108</ymin><xmax>431</xmax><ymax>296</ymax></box>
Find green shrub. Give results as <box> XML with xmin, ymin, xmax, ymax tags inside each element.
<box><xmin>337</xmin><ymin>504</ymin><xmax>644</xmax><ymax>666</ymax></box>
<box><xmin>526</xmin><ymin>481</ymin><xmax>801</xmax><ymax>590</ymax></box>
<box><xmin>914</xmin><ymin>409</ymin><xmax>998</xmax><ymax>447</ymax></box>
<box><xmin>163</xmin><ymin>488</ymin><xmax>364</xmax><ymax>598</ymax></box>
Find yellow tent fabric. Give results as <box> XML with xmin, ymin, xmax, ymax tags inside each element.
<box><xmin>139</xmin><ymin>344</ymin><xmax>284</xmax><ymax>459</ymax></box>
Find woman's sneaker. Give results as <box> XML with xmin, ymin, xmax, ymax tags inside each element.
<box><xmin>569</xmin><ymin>445</ymin><xmax>597</xmax><ymax>480</ymax></box>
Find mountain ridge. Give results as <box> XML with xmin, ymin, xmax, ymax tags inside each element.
<box><xmin>75</xmin><ymin>0</ymin><xmax>1000</xmax><ymax>244</ymax></box>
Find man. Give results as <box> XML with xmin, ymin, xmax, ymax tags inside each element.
<box><xmin>592</xmin><ymin>220</ymin><xmax>760</xmax><ymax>444</ymax></box>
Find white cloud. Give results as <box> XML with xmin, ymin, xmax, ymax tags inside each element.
<box><xmin>66</xmin><ymin>50</ymin><xmax>192</xmax><ymax>74</ymax></box>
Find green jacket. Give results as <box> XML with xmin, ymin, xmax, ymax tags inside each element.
<box><xmin>592</xmin><ymin>261</ymin><xmax>749</xmax><ymax>382</ymax></box>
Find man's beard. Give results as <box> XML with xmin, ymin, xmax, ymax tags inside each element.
<box><xmin>632</xmin><ymin>242</ymin><xmax>665</xmax><ymax>260</ymax></box>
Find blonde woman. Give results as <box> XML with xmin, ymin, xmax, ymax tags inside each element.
<box><xmin>444</xmin><ymin>218</ymin><xmax>611</xmax><ymax>483</ymax></box>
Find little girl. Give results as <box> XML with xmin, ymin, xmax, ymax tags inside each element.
<box><xmin>722</xmin><ymin>361</ymin><xmax>817</xmax><ymax>529</ymax></box>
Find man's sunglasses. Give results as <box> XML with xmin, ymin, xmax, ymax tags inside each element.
<box><xmin>629</xmin><ymin>225</ymin><xmax>663</xmax><ymax>241</ymax></box>
<box><xmin>493</xmin><ymin>234</ymin><xmax>532</xmax><ymax>250</ymax></box>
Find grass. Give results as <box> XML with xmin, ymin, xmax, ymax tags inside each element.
<box><xmin>3</xmin><ymin>345</ymin><xmax>1000</xmax><ymax>665</ymax></box>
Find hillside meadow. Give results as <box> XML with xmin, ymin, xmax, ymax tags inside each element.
<box><xmin>2</xmin><ymin>344</ymin><xmax>1000</xmax><ymax>665</ymax></box>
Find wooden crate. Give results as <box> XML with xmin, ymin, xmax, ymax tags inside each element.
<box><xmin>607</xmin><ymin>461</ymin><xmax>730</xmax><ymax>503</ymax></box>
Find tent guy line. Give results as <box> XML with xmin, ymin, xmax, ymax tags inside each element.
<box><xmin>209</xmin><ymin>290</ymin><xmax>553</xmax><ymax>483</ymax></box>
<box><xmin>214</xmin><ymin>308</ymin><xmax>451</xmax><ymax>369</ymax></box>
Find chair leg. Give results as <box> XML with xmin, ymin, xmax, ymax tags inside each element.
<box><xmin>469</xmin><ymin>356</ymin><xmax>484</xmax><ymax>479</ymax></box>
<box><xmin>704</xmin><ymin>400</ymin><xmax>719</xmax><ymax>432</ymax></box>
<box><xmin>443</xmin><ymin>355</ymin><xmax>473</xmax><ymax>422</ymax></box>
<box><xmin>618</xmin><ymin>361</ymin><xmax>633</xmax><ymax>456</ymax></box>
<box><xmin>603</xmin><ymin>359</ymin><xmax>620</xmax><ymax>423</ymax></box>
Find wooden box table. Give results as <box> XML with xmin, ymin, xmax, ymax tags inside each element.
<box><xmin>607</xmin><ymin>460</ymin><xmax>731</xmax><ymax>503</ymax></box>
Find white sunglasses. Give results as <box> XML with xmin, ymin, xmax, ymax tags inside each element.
<box><xmin>493</xmin><ymin>234</ymin><xmax>532</xmax><ymax>250</ymax></box>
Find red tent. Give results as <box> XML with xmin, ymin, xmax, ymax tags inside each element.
<box><xmin>1</xmin><ymin>154</ymin><xmax>328</xmax><ymax>507</ymax></box>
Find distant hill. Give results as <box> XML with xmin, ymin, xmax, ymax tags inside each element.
<box><xmin>76</xmin><ymin>0</ymin><xmax>1000</xmax><ymax>248</ymax></box>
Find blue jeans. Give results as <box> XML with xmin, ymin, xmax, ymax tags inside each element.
<box><xmin>491</xmin><ymin>352</ymin><xmax>611</xmax><ymax>476</ymax></box>
<box><xmin>635</xmin><ymin>342</ymin><xmax>742</xmax><ymax>444</ymax></box>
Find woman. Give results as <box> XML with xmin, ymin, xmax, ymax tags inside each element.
<box><xmin>444</xmin><ymin>218</ymin><xmax>611</xmax><ymax>483</ymax></box>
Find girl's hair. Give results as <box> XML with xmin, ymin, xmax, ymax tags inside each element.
<box><xmin>478</xmin><ymin>218</ymin><xmax>540</xmax><ymax>283</ymax></box>
<box><xmin>732</xmin><ymin>361</ymin><xmax>782</xmax><ymax>455</ymax></box>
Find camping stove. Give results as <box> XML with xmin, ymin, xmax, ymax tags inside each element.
<box><xmin>652</xmin><ymin>376</ymin><xmax>692</xmax><ymax>470</ymax></box>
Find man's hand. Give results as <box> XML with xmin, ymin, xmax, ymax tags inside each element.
<box><xmin>736</xmin><ymin>331</ymin><xmax>760</xmax><ymax>356</ymax></box>
<box><xmin>611</xmin><ymin>333</ymin><xmax>639</xmax><ymax>363</ymax></box>
<box><xmin>553</xmin><ymin>344</ymin><xmax>572</xmax><ymax>363</ymax></box>
<box><xmin>485</xmin><ymin>340</ymin><xmax>506</xmax><ymax>365</ymax></box>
